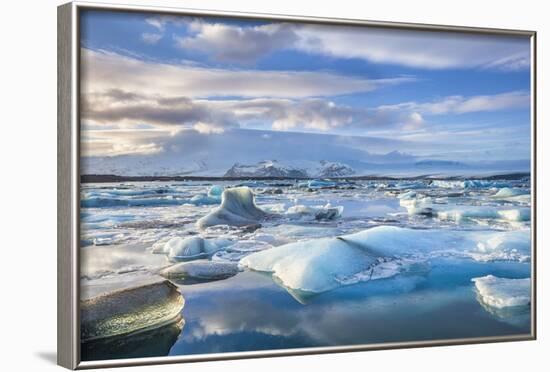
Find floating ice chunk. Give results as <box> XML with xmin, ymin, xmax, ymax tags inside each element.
<box><xmin>394</xmin><ymin>181</ymin><xmax>425</xmax><ymax>190</ymax></box>
<box><xmin>497</xmin><ymin>209</ymin><xmax>531</xmax><ymax>222</ymax></box>
<box><xmin>81</xmin><ymin>197</ymin><xmax>186</xmax><ymax>208</ymax></box>
<box><xmin>165</xmin><ymin>236</ymin><xmax>231</xmax><ymax>261</ymax></box>
<box><xmin>197</xmin><ymin>187</ymin><xmax>267</xmax><ymax>228</ymax></box>
<box><xmin>81</xmin><ymin>277</ymin><xmax>184</xmax><ymax>342</ymax></box>
<box><xmin>240</xmin><ymin>236</ymin><xmax>381</xmax><ymax>293</ymax></box>
<box><xmin>304</xmin><ymin>180</ymin><xmax>338</xmax><ymax>189</ymax></box>
<box><xmin>160</xmin><ymin>261</ymin><xmax>239</xmax><ymax>281</ymax></box>
<box><xmin>430</xmin><ymin>180</ymin><xmax>464</xmax><ymax>189</ymax></box>
<box><xmin>400</xmin><ymin>196</ymin><xmax>433</xmax><ymax>216</ymax></box>
<box><xmin>240</xmin><ymin>226</ymin><xmax>440</xmax><ymax>293</ymax></box>
<box><xmin>436</xmin><ymin>207</ymin><xmax>530</xmax><ymax>222</ymax></box>
<box><xmin>472</xmin><ymin>275</ymin><xmax>530</xmax><ymax>308</ymax></box>
<box><xmin>430</xmin><ymin>180</ymin><xmax>510</xmax><ymax>189</ymax></box>
<box><xmin>240</xmin><ymin>226</ymin><xmax>532</xmax><ymax>294</ymax></box>
<box><xmin>189</xmin><ymin>185</ymin><xmax>224</xmax><ymax>205</ymax></box>
<box><xmin>286</xmin><ymin>203</ymin><xmax>343</xmax><ymax>221</ymax></box>
<box><xmin>397</xmin><ymin>191</ymin><xmax>417</xmax><ymax>200</ymax></box>
<box><xmin>464</xmin><ymin>180</ymin><xmax>510</xmax><ymax>188</ymax></box>
<box><xmin>208</xmin><ymin>185</ymin><xmax>224</xmax><ymax>196</ymax></box>
<box><xmin>468</xmin><ymin>230</ymin><xmax>531</xmax><ymax>262</ymax></box>
<box><xmin>492</xmin><ymin>187</ymin><xmax>529</xmax><ymax>198</ymax></box>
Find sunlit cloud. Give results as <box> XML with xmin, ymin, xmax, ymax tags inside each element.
<box><xmin>81</xmin><ymin>48</ymin><xmax>413</xmax><ymax>99</ymax></box>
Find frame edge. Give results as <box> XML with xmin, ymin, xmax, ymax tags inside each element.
<box><xmin>58</xmin><ymin>2</ymin><xmax>78</xmax><ymax>370</ymax></box>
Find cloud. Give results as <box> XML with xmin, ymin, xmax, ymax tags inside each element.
<box><xmin>81</xmin><ymin>48</ymin><xmax>413</xmax><ymax>99</ymax></box>
<box><xmin>141</xmin><ymin>33</ymin><xmax>163</xmax><ymax>44</ymax></box>
<box><xmin>172</xmin><ymin>19</ymin><xmax>530</xmax><ymax>70</ymax></box>
<box><xmin>81</xmin><ymin>128</ymin><xmax>174</xmax><ymax>157</ymax></box>
<box><xmin>379</xmin><ymin>91</ymin><xmax>530</xmax><ymax>115</ymax></box>
<box><xmin>295</xmin><ymin>25</ymin><xmax>530</xmax><ymax>70</ymax></box>
<box><xmin>175</xmin><ymin>21</ymin><xmax>298</xmax><ymax>64</ymax></box>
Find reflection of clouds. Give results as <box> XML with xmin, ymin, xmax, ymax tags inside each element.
<box><xmin>82</xmin><ymin>316</ymin><xmax>184</xmax><ymax>361</ymax></box>
<box><xmin>178</xmin><ymin>273</ymin><xmax>445</xmax><ymax>346</ymax></box>
<box><xmin>175</xmin><ymin>269</ymin><xmax>530</xmax><ymax>353</ymax></box>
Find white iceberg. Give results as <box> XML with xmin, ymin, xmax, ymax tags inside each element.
<box><xmin>81</xmin><ymin>277</ymin><xmax>184</xmax><ymax>342</ymax></box>
<box><xmin>437</xmin><ymin>207</ymin><xmax>530</xmax><ymax>222</ymax></box>
<box><xmin>160</xmin><ymin>261</ymin><xmax>239</xmax><ymax>280</ymax></box>
<box><xmin>197</xmin><ymin>187</ymin><xmax>267</xmax><ymax>228</ymax></box>
<box><xmin>491</xmin><ymin>187</ymin><xmax>529</xmax><ymax>198</ymax></box>
<box><xmin>467</xmin><ymin>230</ymin><xmax>531</xmax><ymax>262</ymax></box>
<box><xmin>164</xmin><ymin>236</ymin><xmax>231</xmax><ymax>261</ymax></box>
<box><xmin>240</xmin><ymin>226</ymin><xmax>531</xmax><ymax>294</ymax></box>
<box><xmin>285</xmin><ymin>203</ymin><xmax>343</xmax><ymax>221</ymax></box>
<box><xmin>471</xmin><ymin>275</ymin><xmax>531</xmax><ymax>308</ymax></box>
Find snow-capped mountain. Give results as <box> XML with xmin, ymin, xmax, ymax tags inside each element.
<box><xmin>223</xmin><ymin>160</ymin><xmax>355</xmax><ymax>178</ymax></box>
<box><xmin>224</xmin><ymin>160</ymin><xmax>308</xmax><ymax>178</ymax></box>
<box><xmin>316</xmin><ymin>161</ymin><xmax>355</xmax><ymax>178</ymax></box>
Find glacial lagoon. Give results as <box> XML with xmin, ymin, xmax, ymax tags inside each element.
<box><xmin>80</xmin><ymin>177</ymin><xmax>532</xmax><ymax>361</ymax></box>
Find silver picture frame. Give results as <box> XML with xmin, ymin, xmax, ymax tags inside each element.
<box><xmin>57</xmin><ymin>1</ymin><xmax>537</xmax><ymax>369</ymax></box>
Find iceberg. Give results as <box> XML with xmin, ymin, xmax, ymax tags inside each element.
<box><xmin>401</xmin><ymin>194</ymin><xmax>530</xmax><ymax>222</ymax></box>
<box><xmin>467</xmin><ymin>230</ymin><xmax>531</xmax><ymax>262</ymax></box>
<box><xmin>81</xmin><ymin>277</ymin><xmax>184</xmax><ymax>342</ymax></box>
<box><xmin>397</xmin><ymin>190</ymin><xmax>417</xmax><ymax>200</ymax></box>
<box><xmin>197</xmin><ymin>187</ymin><xmax>268</xmax><ymax>228</ymax></box>
<box><xmin>81</xmin><ymin>196</ymin><xmax>187</xmax><ymax>209</ymax></box>
<box><xmin>160</xmin><ymin>261</ymin><xmax>239</xmax><ymax>281</ymax></box>
<box><xmin>430</xmin><ymin>180</ymin><xmax>511</xmax><ymax>189</ymax></box>
<box><xmin>285</xmin><ymin>203</ymin><xmax>344</xmax><ymax>221</ymax></box>
<box><xmin>399</xmin><ymin>196</ymin><xmax>433</xmax><ymax>216</ymax></box>
<box><xmin>491</xmin><ymin>187</ymin><xmax>529</xmax><ymax>198</ymax></box>
<box><xmin>240</xmin><ymin>226</ymin><xmax>531</xmax><ymax>294</ymax></box>
<box><xmin>164</xmin><ymin>236</ymin><xmax>231</xmax><ymax>261</ymax></box>
<box><xmin>189</xmin><ymin>185</ymin><xmax>224</xmax><ymax>205</ymax></box>
<box><xmin>472</xmin><ymin>275</ymin><xmax>530</xmax><ymax>308</ymax></box>
<box><xmin>437</xmin><ymin>207</ymin><xmax>530</xmax><ymax>222</ymax></box>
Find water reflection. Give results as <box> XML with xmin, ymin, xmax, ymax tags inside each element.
<box><xmin>81</xmin><ymin>316</ymin><xmax>184</xmax><ymax>361</ymax></box>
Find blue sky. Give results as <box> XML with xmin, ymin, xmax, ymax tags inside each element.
<box><xmin>79</xmin><ymin>9</ymin><xmax>532</xmax><ymax>174</ymax></box>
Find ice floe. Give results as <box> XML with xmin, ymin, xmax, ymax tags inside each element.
<box><xmin>471</xmin><ymin>275</ymin><xmax>530</xmax><ymax>308</ymax></box>
<box><xmin>466</xmin><ymin>230</ymin><xmax>531</xmax><ymax>262</ymax></box>
<box><xmin>160</xmin><ymin>260</ymin><xmax>239</xmax><ymax>281</ymax></box>
<box><xmin>492</xmin><ymin>187</ymin><xmax>528</xmax><ymax>198</ymax></box>
<box><xmin>163</xmin><ymin>236</ymin><xmax>231</xmax><ymax>261</ymax></box>
<box><xmin>240</xmin><ymin>226</ymin><xmax>531</xmax><ymax>294</ymax></box>
<box><xmin>81</xmin><ymin>277</ymin><xmax>184</xmax><ymax>341</ymax></box>
<box><xmin>197</xmin><ymin>187</ymin><xmax>268</xmax><ymax>228</ymax></box>
<box><xmin>285</xmin><ymin>203</ymin><xmax>344</xmax><ymax>221</ymax></box>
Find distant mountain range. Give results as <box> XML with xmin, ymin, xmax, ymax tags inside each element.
<box><xmin>224</xmin><ymin>160</ymin><xmax>355</xmax><ymax>178</ymax></box>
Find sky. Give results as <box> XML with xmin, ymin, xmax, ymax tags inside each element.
<box><xmin>79</xmin><ymin>9</ymin><xmax>532</xmax><ymax>175</ymax></box>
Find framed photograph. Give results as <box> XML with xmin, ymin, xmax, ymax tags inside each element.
<box><xmin>57</xmin><ymin>1</ymin><xmax>537</xmax><ymax>369</ymax></box>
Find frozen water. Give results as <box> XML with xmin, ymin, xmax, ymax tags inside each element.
<box><xmin>472</xmin><ymin>275</ymin><xmax>530</xmax><ymax>308</ymax></box>
<box><xmin>197</xmin><ymin>187</ymin><xmax>268</xmax><ymax>228</ymax></box>
<box><xmin>80</xmin><ymin>177</ymin><xmax>532</xmax><ymax>349</ymax></box>
<box><xmin>164</xmin><ymin>236</ymin><xmax>231</xmax><ymax>261</ymax></box>
<box><xmin>285</xmin><ymin>203</ymin><xmax>343</xmax><ymax>221</ymax></box>
<box><xmin>240</xmin><ymin>226</ymin><xmax>531</xmax><ymax>294</ymax></box>
<box><xmin>81</xmin><ymin>277</ymin><xmax>184</xmax><ymax>341</ymax></box>
<box><xmin>160</xmin><ymin>261</ymin><xmax>239</xmax><ymax>281</ymax></box>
